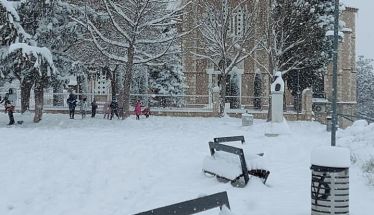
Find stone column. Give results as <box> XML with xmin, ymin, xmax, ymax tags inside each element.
<box><xmin>271</xmin><ymin>72</ymin><xmax>285</xmax><ymax>123</ymax></box>
<box><xmin>302</xmin><ymin>88</ymin><xmax>313</xmax><ymax>120</ymax></box>
<box><xmin>212</xmin><ymin>86</ymin><xmax>220</xmax><ymax>116</ymax></box>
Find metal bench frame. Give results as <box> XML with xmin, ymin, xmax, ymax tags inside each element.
<box><xmin>213</xmin><ymin>136</ymin><xmax>245</xmax><ymax>144</ymax></box>
<box><xmin>134</xmin><ymin>191</ymin><xmax>230</xmax><ymax>215</ymax></box>
<box><xmin>206</xmin><ymin>141</ymin><xmax>251</xmax><ymax>185</ymax></box>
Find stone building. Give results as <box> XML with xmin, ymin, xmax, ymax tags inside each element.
<box><xmin>181</xmin><ymin>0</ymin><xmax>358</xmax><ymax>126</ymax></box>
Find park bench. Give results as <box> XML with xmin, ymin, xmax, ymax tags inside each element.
<box><xmin>203</xmin><ymin>136</ymin><xmax>270</xmax><ymax>187</ymax></box>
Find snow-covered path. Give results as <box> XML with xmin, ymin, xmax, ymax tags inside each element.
<box><xmin>0</xmin><ymin>114</ymin><xmax>373</xmax><ymax>215</ymax></box>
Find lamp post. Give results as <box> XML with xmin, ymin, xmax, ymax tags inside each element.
<box><xmin>331</xmin><ymin>0</ymin><xmax>340</xmax><ymax>146</ymax></box>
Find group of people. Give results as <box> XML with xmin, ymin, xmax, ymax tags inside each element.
<box><xmin>67</xmin><ymin>92</ymin><xmax>150</xmax><ymax>120</ymax></box>
<box><xmin>67</xmin><ymin>92</ymin><xmax>98</xmax><ymax>119</ymax></box>
<box><xmin>1</xmin><ymin>91</ymin><xmax>150</xmax><ymax>125</ymax></box>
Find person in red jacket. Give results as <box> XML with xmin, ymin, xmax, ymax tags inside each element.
<box><xmin>134</xmin><ymin>100</ymin><xmax>142</xmax><ymax>120</ymax></box>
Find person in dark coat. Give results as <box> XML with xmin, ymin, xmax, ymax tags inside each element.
<box><xmin>91</xmin><ymin>98</ymin><xmax>98</xmax><ymax>118</ymax></box>
<box><xmin>4</xmin><ymin>98</ymin><xmax>15</xmax><ymax>125</ymax></box>
<box><xmin>67</xmin><ymin>92</ymin><xmax>77</xmax><ymax>119</ymax></box>
<box><xmin>110</xmin><ymin>99</ymin><xmax>119</xmax><ymax>120</ymax></box>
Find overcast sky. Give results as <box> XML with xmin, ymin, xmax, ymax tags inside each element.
<box><xmin>342</xmin><ymin>0</ymin><xmax>374</xmax><ymax>60</ymax></box>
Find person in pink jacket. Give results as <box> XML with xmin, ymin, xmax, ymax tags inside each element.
<box><xmin>135</xmin><ymin>100</ymin><xmax>142</xmax><ymax>120</ymax></box>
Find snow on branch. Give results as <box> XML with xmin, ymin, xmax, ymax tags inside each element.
<box><xmin>8</xmin><ymin>43</ymin><xmax>57</xmax><ymax>75</ymax></box>
<box><xmin>1</xmin><ymin>0</ymin><xmax>32</xmax><ymax>42</ymax></box>
<box><xmin>1</xmin><ymin>0</ymin><xmax>19</xmax><ymax>21</ymax></box>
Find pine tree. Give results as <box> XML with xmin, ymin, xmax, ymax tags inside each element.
<box><xmin>273</xmin><ymin>0</ymin><xmax>335</xmax><ymax>99</ymax></box>
<box><xmin>1</xmin><ymin>0</ymin><xmax>89</xmax><ymax>122</ymax></box>
<box><xmin>148</xmin><ymin>27</ymin><xmax>186</xmax><ymax>107</ymax></box>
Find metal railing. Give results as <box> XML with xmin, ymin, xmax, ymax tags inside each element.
<box><xmin>0</xmin><ymin>91</ymin><xmax>271</xmax><ymax>112</ymax></box>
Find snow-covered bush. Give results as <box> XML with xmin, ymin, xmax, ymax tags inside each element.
<box><xmin>362</xmin><ymin>158</ymin><xmax>374</xmax><ymax>186</ymax></box>
<box><xmin>338</xmin><ymin>120</ymin><xmax>374</xmax><ymax>186</ymax></box>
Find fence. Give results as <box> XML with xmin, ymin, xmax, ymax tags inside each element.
<box><xmin>1</xmin><ymin>90</ymin><xmax>271</xmax><ymax>113</ymax></box>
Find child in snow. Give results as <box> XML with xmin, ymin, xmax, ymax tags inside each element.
<box><xmin>79</xmin><ymin>97</ymin><xmax>88</xmax><ymax>119</ymax></box>
<box><xmin>135</xmin><ymin>100</ymin><xmax>142</xmax><ymax>120</ymax></box>
<box><xmin>67</xmin><ymin>92</ymin><xmax>77</xmax><ymax>119</ymax></box>
<box><xmin>142</xmin><ymin>107</ymin><xmax>150</xmax><ymax>118</ymax></box>
<box><xmin>110</xmin><ymin>99</ymin><xmax>119</xmax><ymax>120</ymax></box>
<box><xmin>103</xmin><ymin>101</ymin><xmax>111</xmax><ymax>119</ymax></box>
<box><xmin>91</xmin><ymin>98</ymin><xmax>98</xmax><ymax>118</ymax></box>
<box><xmin>4</xmin><ymin>98</ymin><xmax>15</xmax><ymax>125</ymax></box>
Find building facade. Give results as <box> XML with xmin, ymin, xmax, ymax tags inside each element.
<box><xmin>181</xmin><ymin>0</ymin><xmax>358</xmax><ymax>122</ymax></box>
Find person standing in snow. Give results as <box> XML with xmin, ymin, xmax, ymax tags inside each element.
<box><xmin>103</xmin><ymin>101</ymin><xmax>111</xmax><ymax>119</ymax></box>
<box><xmin>91</xmin><ymin>98</ymin><xmax>98</xmax><ymax>118</ymax></box>
<box><xmin>4</xmin><ymin>98</ymin><xmax>15</xmax><ymax>125</ymax></box>
<box><xmin>134</xmin><ymin>100</ymin><xmax>142</xmax><ymax>120</ymax></box>
<box><xmin>79</xmin><ymin>97</ymin><xmax>88</xmax><ymax>119</ymax></box>
<box><xmin>110</xmin><ymin>99</ymin><xmax>119</xmax><ymax>120</ymax></box>
<box><xmin>67</xmin><ymin>92</ymin><xmax>77</xmax><ymax>119</ymax></box>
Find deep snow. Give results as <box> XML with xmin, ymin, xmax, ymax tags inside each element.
<box><xmin>0</xmin><ymin>113</ymin><xmax>373</xmax><ymax>215</ymax></box>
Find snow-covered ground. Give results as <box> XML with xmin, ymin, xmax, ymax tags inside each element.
<box><xmin>0</xmin><ymin>113</ymin><xmax>373</xmax><ymax>215</ymax></box>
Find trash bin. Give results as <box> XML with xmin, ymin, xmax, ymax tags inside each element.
<box><xmin>311</xmin><ymin>147</ymin><xmax>350</xmax><ymax>215</ymax></box>
<box><xmin>242</xmin><ymin>113</ymin><xmax>253</xmax><ymax>126</ymax></box>
<box><xmin>326</xmin><ymin>116</ymin><xmax>332</xmax><ymax>132</ymax></box>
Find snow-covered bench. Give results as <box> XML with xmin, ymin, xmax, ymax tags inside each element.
<box><xmin>203</xmin><ymin>140</ymin><xmax>270</xmax><ymax>187</ymax></box>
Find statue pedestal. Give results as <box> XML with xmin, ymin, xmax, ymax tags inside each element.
<box><xmin>266</xmin><ymin>71</ymin><xmax>289</xmax><ymax>137</ymax></box>
<box><xmin>265</xmin><ymin>119</ymin><xmax>290</xmax><ymax>137</ymax></box>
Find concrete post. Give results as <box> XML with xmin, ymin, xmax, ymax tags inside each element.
<box><xmin>212</xmin><ymin>86</ymin><xmax>220</xmax><ymax>115</ymax></box>
<box><xmin>302</xmin><ymin>88</ymin><xmax>313</xmax><ymax>120</ymax></box>
<box><xmin>271</xmin><ymin>72</ymin><xmax>285</xmax><ymax>123</ymax></box>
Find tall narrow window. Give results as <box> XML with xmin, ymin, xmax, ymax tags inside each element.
<box><xmin>254</xmin><ymin>72</ymin><xmax>262</xmax><ymax>109</ymax></box>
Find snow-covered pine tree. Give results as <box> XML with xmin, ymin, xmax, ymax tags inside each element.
<box><xmin>17</xmin><ymin>0</ymin><xmax>89</xmax><ymax>99</ymax></box>
<box><xmin>272</xmin><ymin>0</ymin><xmax>335</xmax><ymax>99</ymax></box>
<box><xmin>356</xmin><ymin>55</ymin><xmax>374</xmax><ymax>119</ymax></box>
<box><xmin>1</xmin><ymin>0</ymin><xmax>56</xmax><ymax>119</ymax></box>
<box><xmin>147</xmin><ymin>26</ymin><xmax>186</xmax><ymax>108</ymax></box>
<box><xmin>1</xmin><ymin>0</ymin><xmax>90</xmax><ymax>122</ymax></box>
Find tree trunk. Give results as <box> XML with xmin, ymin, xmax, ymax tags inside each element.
<box><xmin>33</xmin><ymin>81</ymin><xmax>44</xmax><ymax>123</ymax></box>
<box><xmin>20</xmin><ymin>79</ymin><xmax>33</xmax><ymax>113</ymax></box>
<box><xmin>121</xmin><ymin>44</ymin><xmax>135</xmax><ymax>119</ymax></box>
<box><xmin>111</xmin><ymin>66</ymin><xmax>117</xmax><ymax>100</ymax></box>
<box><xmin>218</xmin><ymin>74</ymin><xmax>227</xmax><ymax>117</ymax></box>
<box><xmin>267</xmin><ymin>0</ymin><xmax>274</xmax><ymax>122</ymax></box>
<box><xmin>117</xmin><ymin>65</ymin><xmax>125</xmax><ymax>119</ymax></box>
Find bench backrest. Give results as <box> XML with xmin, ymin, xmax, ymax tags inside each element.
<box><xmin>213</xmin><ymin>136</ymin><xmax>245</xmax><ymax>144</ymax></box>
<box><xmin>134</xmin><ymin>191</ymin><xmax>230</xmax><ymax>215</ymax></box>
<box><xmin>209</xmin><ymin>141</ymin><xmax>250</xmax><ymax>184</ymax></box>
